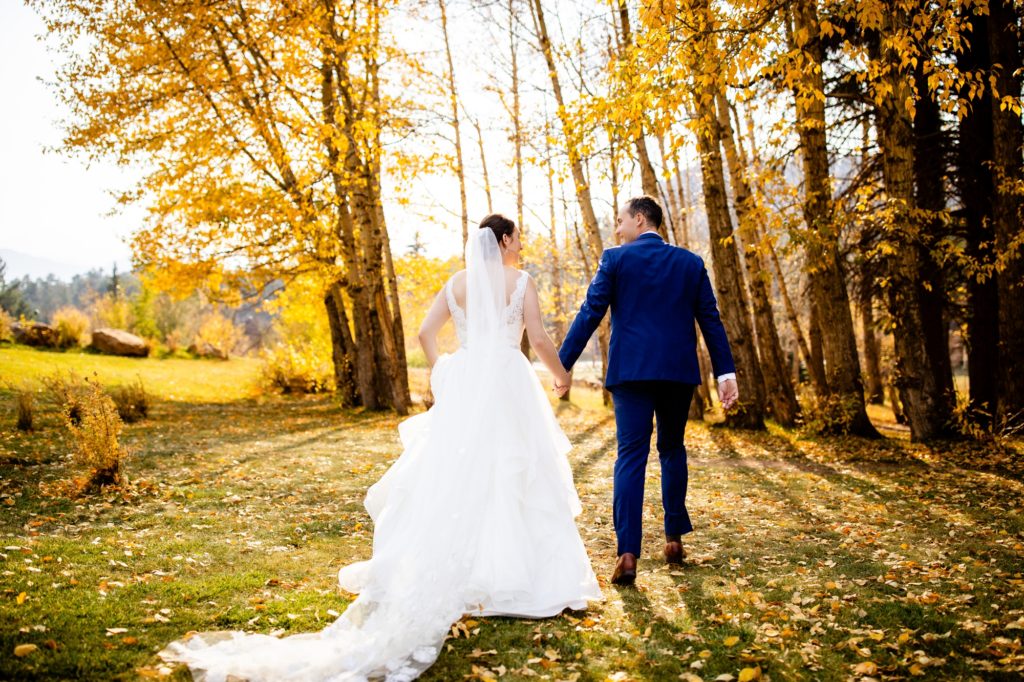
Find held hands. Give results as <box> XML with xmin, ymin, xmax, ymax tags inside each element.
<box><xmin>552</xmin><ymin>370</ymin><xmax>571</xmax><ymax>398</ymax></box>
<box><xmin>718</xmin><ymin>378</ymin><xmax>739</xmax><ymax>411</ymax></box>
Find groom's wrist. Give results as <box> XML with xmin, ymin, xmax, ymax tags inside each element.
<box><xmin>716</xmin><ymin>372</ymin><xmax>736</xmax><ymax>383</ymax></box>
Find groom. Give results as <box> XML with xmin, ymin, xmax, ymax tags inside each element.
<box><xmin>556</xmin><ymin>195</ymin><xmax>738</xmax><ymax>586</ymax></box>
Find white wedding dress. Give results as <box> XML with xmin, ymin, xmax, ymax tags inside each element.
<box><xmin>159</xmin><ymin>229</ymin><xmax>602</xmax><ymax>681</ymax></box>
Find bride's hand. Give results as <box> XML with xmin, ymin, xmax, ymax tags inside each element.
<box><xmin>552</xmin><ymin>370</ymin><xmax>571</xmax><ymax>397</ymax></box>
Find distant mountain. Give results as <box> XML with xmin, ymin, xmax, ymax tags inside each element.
<box><xmin>0</xmin><ymin>248</ymin><xmax>128</xmax><ymax>281</ymax></box>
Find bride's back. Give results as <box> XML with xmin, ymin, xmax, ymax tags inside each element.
<box><xmin>446</xmin><ymin>267</ymin><xmax>525</xmax><ymax>310</ymax></box>
<box><xmin>443</xmin><ymin>266</ymin><xmax>530</xmax><ymax>349</ymax></box>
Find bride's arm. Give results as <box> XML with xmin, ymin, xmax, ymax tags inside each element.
<box><xmin>523</xmin><ymin>276</ymin><xmax>571</xmax><ymax>388</ymax></box>
<box><xmin>417</xmin><ymin>288</ymin><xmax>451</xmax><ymax>369</ymax></box>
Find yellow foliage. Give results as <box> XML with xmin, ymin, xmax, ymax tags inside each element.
<box><xmin>520</xmin><ymin>231</ymin><xmax>588</xmax><ymax>340</ymax></box>
<box><xmin>0</xmin><ymin>308</ymin><xmax>13</xmax><ymax>342</ymax></box>
<box><xmin>261</xmin><ymin>345</ymin><xmax>334</xmax><ymax>394</ymax></box>
<box><xmin>90</xmin><ymin>294</ymin><xmax>133</xmax><ymax>331</ymax></box>
<box><xmin>394</xmin><ymin>254</ymin><xmax>461</xmax><ymax>354</ymax></box>
<box><xmin>52</xmin><ymin>306</ymin><xmax>91</xmax><ymax>348</ymax></box>
<box><xmin>194</xmin><ymin>311</ymin><xmax>242</xmax><ymax>358</ymax></box>
<box><xmin>260</xmin><ymin>273</ymin><xmax>334</xmax><ymax>393</ymax></box>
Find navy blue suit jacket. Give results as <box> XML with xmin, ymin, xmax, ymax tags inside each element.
<box><xmin>558</xmin><ymin>232</ymin><xmax>736</xmax><ymax>388</ymax></box>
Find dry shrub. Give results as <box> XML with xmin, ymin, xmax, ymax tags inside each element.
<box><xmin>51</xmin><ymin>306</ymin><xmax>91</xmax><ymax>348</ymax></box>
<box><xmin>89</xmin><ymin>293</ymin><xmax>133</xmax><ymax>331</ymax></box>
<box><xmin>111</xmin><ymin>376</ymin><xmax>149</xmax><ymax>423</ymax></box>
<box><xmin>261</xmin><ymin>344</ymin><xmax>333</xmax><ymax>394</ymax></box>
<box><xmin>42</xmin><ymin>370</ymin><xmax>88</xmax><ymax>426</ymax></box>
<box><xmin>65</xmin><ymin>376</ymin><xmax>130</xmax><ymax>490</ymax></box>
<box><xmin>803</xmin><ymin>393</ymin><xmax>866</xmax><ymax>436</ymax></box>
<box><xmin>194</xmin><ymin>311</ymin><xmax>242</xmax><ymax>359</ymax></box>
<box><xmin>952</xmin><ymin>391</ymin><xmax>1024</xmax><ymax>440</ymax></box>
<box><xmin>14</xmin><ymin>385</ymin><xmax>35</xmax><ymax>431</ymax></box>
<box><xmin>165</xmin><ymin>328</ymin><xmax>188</xmax><ymax>354</ymax></box>
<box><xmin>0</xmin><ymin>309</ymin><xmax>13</xmax><ymax>343</ymax></box>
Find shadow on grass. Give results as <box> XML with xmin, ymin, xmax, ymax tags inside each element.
<box><xmin>704</xmin><ymin>427</ymin><xmax>1024</xmax><ymax>562</ymax></box>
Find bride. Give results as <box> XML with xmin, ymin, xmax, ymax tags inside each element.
<box><xmin>159</xmin><ymin>215</ymin><xmax>603</xmax><ymax>681</ymax></box>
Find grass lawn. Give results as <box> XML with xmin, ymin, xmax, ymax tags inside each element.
<box><xmin>1</xmin><ymin>346</ymin><xmax>1023</xmax><ymax>680</ymax></box>
<box><xmin>0</xmin><ymin>345</ymin><xmax>261</xmax><ymax>403</ymax></box>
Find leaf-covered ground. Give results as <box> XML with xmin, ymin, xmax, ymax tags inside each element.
<box><xmin>1</xmin><ymin>348</ymin><xmax>1023</xmax><ymax>681</ymax></box>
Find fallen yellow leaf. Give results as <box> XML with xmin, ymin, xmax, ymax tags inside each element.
<box><xmin>14</xmin><ymin>644</ymin><xmax>38</xmax><ymax>657</ymax></box>
<box><xmin>16</xmin><ymin>592</ymin><xmax>27</xmax><ymax>605</ymax></box>
<box><xmin>854</xmin><ymin>661</ymin><xmax>878</xmax><ymax>675</ymax></box>
<box><xmin>724</xmin><ymin>635</ymin><xmax>740</xmax><ymax>647</ymax></box>
<box><xmin>738</xmin><ymin>666</ymin><xmax>761</xmax><ymax>682</ymax></box>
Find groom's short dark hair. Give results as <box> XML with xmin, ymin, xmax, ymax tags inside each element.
<box><xmin>625</xmin><ymin>195</ymin><xmax>663</xmax><ymax>228</ymax></box>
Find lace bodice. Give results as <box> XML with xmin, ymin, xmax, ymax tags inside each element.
<box><xmin>445</xmin><ymin>270</ymin><xmax>529</xmax><ymax>348</ymax></box>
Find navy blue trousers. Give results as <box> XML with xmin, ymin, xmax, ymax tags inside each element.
<box><xmin>610</xmin><ymin>381</ymin><xmax>696</xmax><ymax>557</ymax></box>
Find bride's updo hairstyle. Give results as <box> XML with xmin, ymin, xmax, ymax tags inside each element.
<box><xmin>479</xmin><ymin>213</ymin><xmax>515</xmax><ymax>247</ymax></box>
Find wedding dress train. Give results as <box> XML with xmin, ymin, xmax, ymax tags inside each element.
<box><xmin>159</xmin><ymin>229</ymin><xmax>602</xmax><ymax>681</ymax></box>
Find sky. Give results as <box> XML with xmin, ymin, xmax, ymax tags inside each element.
<box><xmin>0</xmin><ymin>1</ymin><xmax>142</xmax><ymax>279</ymax></box>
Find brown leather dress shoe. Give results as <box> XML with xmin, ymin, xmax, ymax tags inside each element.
<box><xmin>611</xmin><ymin>553</ymin><xmax>638</xmax><ymax>586</ymax></box>
<box><xmin>664</xmin><ymin>538</ymin><xmax>685</xmax><ymax>565</ymax></box>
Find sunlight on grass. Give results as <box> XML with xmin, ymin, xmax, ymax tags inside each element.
<box><xmin>0</xmin><ymin>345</ymin><xmax>261</xmax><ymax>402</ymax></box>
<box><xmin>1</xmin><ymin>347</ymin><xmax>1022</xmax><ymax>680</ymax></box>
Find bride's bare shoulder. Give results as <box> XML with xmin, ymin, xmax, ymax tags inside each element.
<box><xmin>511</xmin><ymin>268</ymin><xmax>533</xmax><ymax>287</ymax></box>
<box><xmin>444</xmin><ymin>270</ymin><xmax>467</xmax><ymax>296</ymax></box>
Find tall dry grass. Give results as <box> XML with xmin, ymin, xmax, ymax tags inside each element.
<box><xmin>110</xmin><ymin>376</ymin><xmax>149</xmax><ymax>423</ymax></box>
